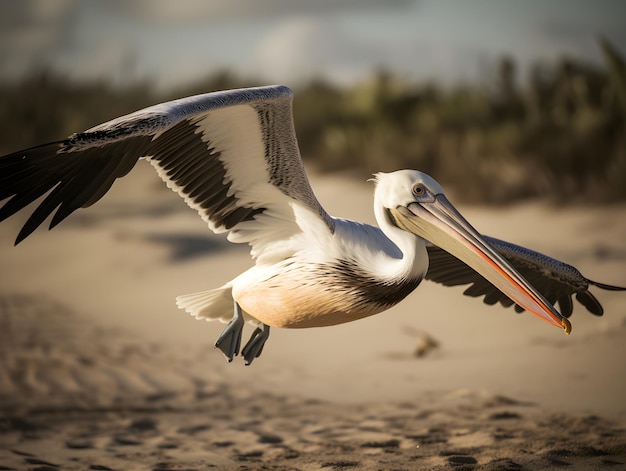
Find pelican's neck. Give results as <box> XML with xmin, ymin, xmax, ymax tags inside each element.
<box><xmin>372</xmin><ymin>203</ymin><xmax>428</xmax><ymax>281</ymax></box>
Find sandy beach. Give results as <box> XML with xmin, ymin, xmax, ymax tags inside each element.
<box><xmin>1</xmin><ymin>163</ymin><xmax>625</xmax><ymax>470</ymax></box>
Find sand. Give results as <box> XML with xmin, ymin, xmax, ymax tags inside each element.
<box><xmin>1</xmin><ymin>163</ymin><xmax>625</xmax><ymax>470</ymax></box>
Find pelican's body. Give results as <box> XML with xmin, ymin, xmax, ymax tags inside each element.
<box><xmin>1</xmin><ymin>85</ymin><xmax>623</xmax><ymax>364</ymax></box>
<box><xmin>225</xmin><ymin>215</ymin><xmax>424</xmax><ymax>329</ymax></box>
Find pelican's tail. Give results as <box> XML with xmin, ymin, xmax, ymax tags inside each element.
<box><xmin>176</xmin><ymin>285</ymin><xmax>234</xmax><ymax>324</ymax></box>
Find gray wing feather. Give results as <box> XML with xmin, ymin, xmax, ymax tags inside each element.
<box><xmin>426</xmin><ymin>236</ymin><xmax>625</xmax><ymax>317</ymax></box>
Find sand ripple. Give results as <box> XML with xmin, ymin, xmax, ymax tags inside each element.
<box><xmin>0</xmin><ymin>294</ymin><xmax>207</xmax><ymax>411</ymax></box>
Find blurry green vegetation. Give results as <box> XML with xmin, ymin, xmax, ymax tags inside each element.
<box><xmin>1</xmin><ymin>39</ymin><xmax>625</xmax><ymax>204</ymax></box>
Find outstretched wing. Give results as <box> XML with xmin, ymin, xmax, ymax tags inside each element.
<box><xmin>426</xmin><ymin>236</ymin><xmax>625</xmax><ymax>317</ymax></box>
<box><xmin>0</xmin><ymin>86</ymin><xmax>334</xmax><ymax>261</ymax></box>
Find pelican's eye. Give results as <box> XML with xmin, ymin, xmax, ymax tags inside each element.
<box><xmin>412</xmin><ymin>183</ymin><xmax>426</xmax><ymax>197</ymax></box>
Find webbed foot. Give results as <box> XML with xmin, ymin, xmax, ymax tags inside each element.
<box><xmin>242</xmin><ymin>323</ymin><xmax>270</xmax><ymax>365</ymax></box>
<box><xmin>214</xmin><ymin>301</ymin><xmax>245</xmax><ymax>362</ymax></box>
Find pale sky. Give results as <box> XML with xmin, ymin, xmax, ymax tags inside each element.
<box><xmin>1</xmin><ymin>0</ymin><xmax>625</xmax><ymax>90</ymax></box>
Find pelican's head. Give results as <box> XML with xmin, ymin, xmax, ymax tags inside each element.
<box><xmin>374</xmin><ymin>170</ymin><xmax>571</xmax><ymax>334</ymax></box>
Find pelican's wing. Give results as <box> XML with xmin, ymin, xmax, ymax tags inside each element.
<box><xmin>426</xmin><ymin>236</ymin><xmax>625</xmax><ymax>317</ymax></box>
<box><xmin>0</xmin><ymin>85</ymin><xmax>334</xmax><ymax>261</ymax></box>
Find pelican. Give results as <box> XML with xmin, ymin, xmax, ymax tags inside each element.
<box><xmin>1</xmin><ymin>85</ymin><xmax>623</xmax><ymax>365</ymax></box>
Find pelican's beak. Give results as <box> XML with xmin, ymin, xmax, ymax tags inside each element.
<box><xmin>389</xmin><ymin>195</ymin><xmax>571</xmax><ymax>334</ymax></box>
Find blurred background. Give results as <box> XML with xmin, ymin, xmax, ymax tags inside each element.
<box><xmin>1</xmin><ymin>0</ymin><xmax>625</xmax><ymax>203</ymax></box>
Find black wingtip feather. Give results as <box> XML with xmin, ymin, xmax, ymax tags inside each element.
<box><xmin>558</xmin><ymin>295</ymin><xmax>574</xmax><ymax>318</ymax></box>
<box><xmin>589</xmin><ymin>280</ymin><xmax>626</xmax><ymax>291</ymax></box>
<box><xmin>575</xmin><ymin>291</ymin><xmax>604</xmax><ymax>316</ymax></box>
<box><xmin>15</xmin><ymin>225</ymin><xmax>36</xmax><ymax>246</ymax></box>
<box><xmin>1</xmin><ymin>135</ymin><xmax>149</xmax><ymax>243</ymax></box>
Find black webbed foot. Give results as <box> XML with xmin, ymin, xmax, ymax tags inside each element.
<box><xmin>242</xmin><ymin>323</ymin><xmax>270</xmax><ymax>365</ymax></box>
<box><xmin>214</xmin><ymin>301</ymin><xmax>245</xmax><ymax>362</ymax></box>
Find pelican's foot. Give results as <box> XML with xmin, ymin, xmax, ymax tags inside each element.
<box><xmin>242</xmin><ymin>323</ymin><xmax>270</xmax><ymax>365</ymax></box>
<box><xmin>214</xmin><ymin>302</ymin><xmax>245</xmax><ymax>362</ymax></box>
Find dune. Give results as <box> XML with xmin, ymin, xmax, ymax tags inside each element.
<box><xmin>1</xmin><ymin>163</ymin><xmax>625</xmax><ymax>469</ymax></box>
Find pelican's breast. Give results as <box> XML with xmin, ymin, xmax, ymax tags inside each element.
<box><xmin>235</xmin><ymin>259</ymin><xmax>422</xmax><ymax>328</ymax></box>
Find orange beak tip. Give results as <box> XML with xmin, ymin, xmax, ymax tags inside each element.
<box><xmin>561</xmin><ymin>318</ymin><xmax>572</xmax><ymax>335</ymax></box>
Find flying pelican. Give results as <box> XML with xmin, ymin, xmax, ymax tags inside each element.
<box><xmin>1</xmin><ymin>85</ymin><xmax>623</xmax><ymax>365</ymax></box>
